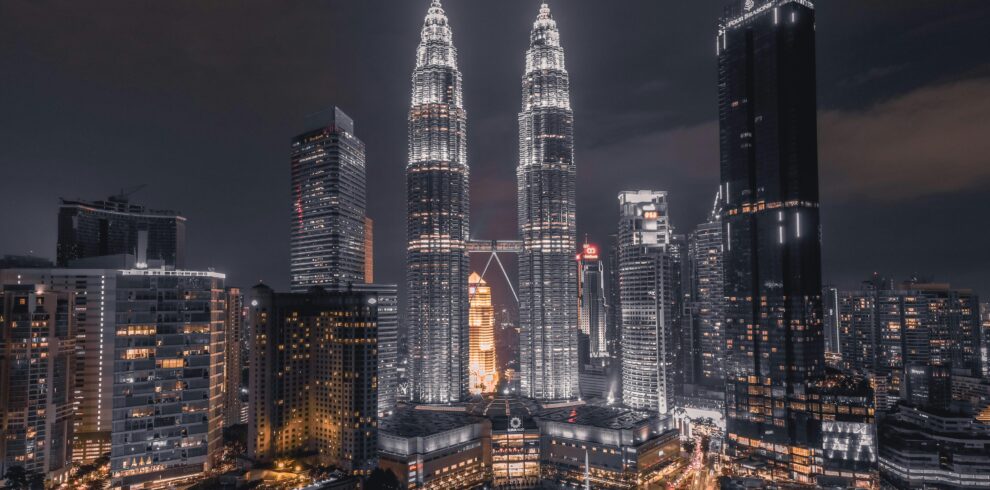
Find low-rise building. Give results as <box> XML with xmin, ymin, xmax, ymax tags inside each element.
<box><xmin>536</xmin><ymin>404</ymin><xmax>679</xmax><ymax>489</ymax></box>
<box><xmin>378</xmin><ymin>408</ymin><xmax>489</xmax><ymax>489</ymax></box>
<box><xmin>878</xmin><ymin>404</ymin><xmax>990</xmax><ymax>489</ymax></box>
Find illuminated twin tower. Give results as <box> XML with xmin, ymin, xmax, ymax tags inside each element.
<box><xmin>406</xmin><ymin>1</ymin><xmax>577</xmax><ymax>403</ymax></box>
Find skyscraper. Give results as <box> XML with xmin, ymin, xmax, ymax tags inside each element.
<box><xmin>57</xmin><ymin>195</ymin><xmax>185</xmax><ymax>268</ymax></box>
<box><xmin>290</xmin><ymin>106</ymin><xmax>367</xmax><ymax>292</ymax></box>
<box><xmin>364</xmin><ymin>216</ymin><xmax>374</xmax><ymax>284</ymax></box>
<box><xmin>0</xmin><ymin>286</ymin><xmax>75</xmax><ymax>483</ymax></box>
<box><xmin>406</xmin><ymin>0</ymin><xmax>470</xmax><ymax>404</ymax></box>
<box><xmin>223</xmin><ymin>287</ymin><xmax>246</xmax><ymax>427</ymax></box>
<box><xmin>248</xmin><ymin>285</ymin><xmax>381</xmax><ymax>474</ymax></box>
<box><xmin>468</xmin><ymin>273</ymin><xmax>497</xmax><ymax>395</ymax></box>
<box><xmin>517</xmin><ymin>2</ymin><xmax>578</xmax><ymax>401</ymax></box>
<box><xmin>577</xmin><ymin>242</ymin><xmax>608</xmax><ymax>360</ymax></box>
<box><xmin>617</xmin><ymin>191</ymin><xmax>676</xmax><ymax>415</ymax></box>
<box><xmin>718</xmin><ymin>0</ymin><xmax>825</xmax><ymax>482</ymax></box>
<box><xmin>687</xmin><ymin>213</ymin><xmax>725</xmax><ymax>389</ymax></box>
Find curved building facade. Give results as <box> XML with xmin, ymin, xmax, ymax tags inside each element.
<box><xmin>517</xmin><ymin>3</ymin><xmax>578</xmax><ymax>401</ymax></box>
<box><xmin>406</xmin><ymin>0</ymin><xmax>470</xmax><ymax>404</ymax></box>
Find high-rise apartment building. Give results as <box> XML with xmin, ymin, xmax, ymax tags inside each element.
<box><xmin>578</xmin><ymin>242</ymin><xmax>608</xmax><ymax>361</ymax></box>
<box><xmin>290</xmin><ymin>106</ymin><xmax>367</xmax><ymax>292</ymax></box>
<box><xmin>0</xmin><ymin>286</ymin><xmax>76</xmax><ymax>484</ymax></box>
<box><xmin>110</xmin><ymin>269</ymin><xmax>226</xmax><ymax>489</ymax></box>
<box><xmin>517</xmin><ymin>3</ymin><xmax>578</xmax><ymax>401</ymax></box>
<box><xmin>406</xmin><ymin>0</ymin><xmax>470</xmax><ymax>404</ymax></box>
<box><xmin>57</xmin><ymin>196</ymin><xmax>185</xmax><ymax>268</ymax></box>
<box><xmin>223</xmin><ymin>287</ymin><xmax>246</xmax><ymax>427</ymax></box>
<box><xmin>617</xmin><ymin>191</ymin><xmax>676</xmax><ymax>415</ymax></box>
<box><xmin>687</xmin><ymin>217</ymin><xmax>725</xmax><ymax>389</ymax></box>
<box><xmin>835</xmin><ymin>278</ymin><xmax>982</xmax><ymax>408</ymax></box>
<box><xmin>468</xmin><ymin>273</ymin><xmax>497</xmax><ymax>395</ymax></box>
<box><xmin>718</xmin><ymin>0</ymin><xmax>825</xmax><ymax>482</ymax></box>
<box><xmin>0</xmin><ymin>262</ymin><xmax>134</xmax><ymax>463</ymax></box>
<box><xmin>248</xmin><ymin>285</ymin><xmax>381</xmax><ymax>474</ymax></box>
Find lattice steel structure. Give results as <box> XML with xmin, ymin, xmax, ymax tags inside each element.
<box><xmin>406</xmin><ymin>0</ymin><xmax>470</xmax><ymax>404</ymax></box>
<box><xmin>517</xmin><ymin>3</ymin><xmax>578</xmax><ymax>401</ymax></box>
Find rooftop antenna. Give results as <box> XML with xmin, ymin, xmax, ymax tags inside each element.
<box><xmin>111</xmin><ymin>184</ymin><xmax>147</xmax><ymax>203</ymax></box>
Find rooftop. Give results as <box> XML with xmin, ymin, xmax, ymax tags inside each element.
<box><xmin>536</xmin><ymin>404</ymin><xmax>657</xmax><ymax>430</ymax></box>
<box><xmin>379</xmin><ymin>407</ymin><xmax>483</xmax><ymax>438</ymax></box>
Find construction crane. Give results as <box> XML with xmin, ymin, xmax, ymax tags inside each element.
<box><xmin>110</xmin><ymin>184</ymin><xmax>147</xmax><ymax>203</ymax></box>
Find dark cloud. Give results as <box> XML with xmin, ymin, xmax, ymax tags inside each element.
<box><xmin>1</xmin><ymin>0</ymin><xmax>989</xmax><ymax>299</ymax></box>
<box><xmin>821</xmin><ymin>77</ymin><xmax>990</xmax><ymax>200</ymax></box>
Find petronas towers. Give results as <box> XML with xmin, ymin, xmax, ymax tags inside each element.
<box><xmin>406</xmin><ymin>0</ymin><xmax>470</xmax><ymax>404</ymax></box>
<box><xmin>406</xmin><ymin>1</ymin><xmax>577</xmax><ymax>403</ymax></box>
<box><xmin>517</xmin><ymin>4</ymin><xmax>578</xmax><ymax>400</ymax></box>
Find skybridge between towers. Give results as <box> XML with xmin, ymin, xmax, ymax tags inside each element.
<box><xmin>467</xmin><ymin>239</ymin><xmax>523</xmax><ymax>303</ymax></box>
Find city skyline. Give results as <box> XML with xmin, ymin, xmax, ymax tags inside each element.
<box><xmin>2</xmin><ymin>1</ymin><xmax>990</xmax><ymax>488</ymax></box>
<box><xmin>2</xmin><ymin>1</ymin><xmax>989</xmax><ymax>301</ymax></box>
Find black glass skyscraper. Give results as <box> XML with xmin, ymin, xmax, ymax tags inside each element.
<box><xmin>718</xmin><ymin>0</ymin><xmax>825</xmax><ymax>483</ymax></box>
<box><xmin>290</xmin><ymin>106</ymin><xmax>367</xmax><ymax>292</ymax></box>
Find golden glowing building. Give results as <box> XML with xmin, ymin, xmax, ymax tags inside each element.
<box><xmin>469</xmin><ymin>273</ymin><xmax>497</xmax><ymax>394</ymax></box>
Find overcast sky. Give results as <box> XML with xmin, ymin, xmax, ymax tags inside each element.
<box><xmin>2</xmin><ymin>0</ymin><xmax>989</xmax><ymax>304</ymax></box>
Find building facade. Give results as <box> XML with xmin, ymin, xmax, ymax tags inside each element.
<box><xmin>878</xmin><ymin>404</ymin><xmax>990</xmax><ymax>489</ymax></box>
<box><xmin>0</xmin><ymin>286</ymin><xmax>76</xmax><ymax>483</ymax></box>
<box><xmin>110</xmin><ymin>269</ymin><xmax>225</xmax><ymax>489</ymax></box>
<box><xmin>290</xmin><ymin>106</ymin><xmax>367</xmax><ymax>291</ymax></box>
<box><xmin>406</xmin><ymin>0</ymin><xmax>471</xmax><ymax>405</ymax></box>
<box><xmin>834</xmin><ymin>278</ymin><xmax>983</xmax><ymax>409</ymax></box>
<box><xmin>378</xmin><ymin>408</ymin><xmax>490</xmax><ymax>490</ymax></box>
<box><xmin>687</xmin><ymin>217</ymin><xmax>725</xmax><ymax>389</ymax></box>
<box><xmin>468</xmin><ymin>273</ymin><xmax>497</xmax><ymax>395</ymax></box>
<box><xmin>223</xmin><ymin>287</ymin><xmax>246</xmax><ymax>427</ymax></box>
<box><xmin>517</xmin><ymin>3</ymin><xmax>578</xmax><ymax>401</ymax></box>
<box><xmin>617</xmin><ymin>191</ymin><xmax>676</xmax><ymax>415</ymax></box>
<box><xmin>717</xmin><ymin>0</ymin><xmax>825</xmax><ymax>482</ymax></box>
<box><xmin>248</xmin><ymin>285</ymin><xmax>381</xmax><ymax>475</ymax></box>
<box><xmin>57</xmin><ymin>196</ymin><xmax>185</xmax><ymax>268</ymax></box>
<box><xmin>578</xmin><ymin>242</ymin><xmax>608</xmax><ymax>361</ymax></box>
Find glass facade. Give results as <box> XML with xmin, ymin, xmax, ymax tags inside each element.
<box><xmin>517</xmin><ymin>3</ymin><xmax>578</xmax><ymax>401</ymax></box>
<box><xmin>617</xmin><ymin>191</ymin><xmax>676</xmax><ymax>415</ymax></box>
<box><xmin>717</xmin><ymin>0</ymin><xmax>825</xmax><ymax>482</ymax></box>
<box><xmin>0</xmin><ymin>287</ymin><xmax>75</xmax><ymax>482</ymax></box>
<box><xmin>290</xmin><ymin>106</ymin><xmax>367</xmax><ymax>291</ymax></box>
<box><xmin>109</xmin><ymin>270</ymin><xmax>225</xmax><ymax>488</ymax></box>
<box><xmin>406</xmin><ymin>0</ymin><xmax>471</xmax><ymax>404</ymax></box>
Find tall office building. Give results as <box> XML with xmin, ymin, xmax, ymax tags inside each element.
<box><xmin>57</xmin><ymin>196</ymin><xmax>185</xmax><ymax>268</ymax></box>
<box><xmin>0</xmin><ymin>287</ymin><xmax>75</xmax><ymax>483</ymax></box>
<box><xmin>468</xmin><ymin>273</ymin><xmax>498</xmax><ymax>395</ymax></box>
<box><xmin>517</xmin><ymin>2</ymin><xmax>578</xmax><ymax>401</ymax></box>
<box><xmin>406</xmin><ymin>0</ymin><xmax>470</xmax><ymax>404</ymax></box>
<box><xmin>364</xmin><ymin>217</ymin><xmax>374</xmax><ymax>284</ymax></box>
<box><xmin>982</xmin><ymin>302</ymin><xmax>990</xmax><ymax>379</ymax></box>
<box><xmin>577</xmin><ymin>242</ymin><xmax>608</xmax><ymax>360</ymax></box>
<box><xmin>687</xmin><ymin>216</ymin><xmax>725</xmax><ymax>389</ymax></box>
<box><xmin>353</xmin><ymin>283</ymin><xmax>399</xmax><ymax>418</ymax></box>
<box><xmin>290</xmin><ymin>106</ymin><xmax>367</xmax><ymax>291</ymax></box>
<box><xmin>606</xmin><ymin>233</ymin><xmax>621</xmax><ymax>361</ymax></box>
<box><xmin>110</xmin><ymin>269</ymin><xmax>226</xmax><ymax>489</ymax></box>
<box><xmin>223</xmin><ymin>287</ymin><xmax>246</xmax><ymax>427</ymax></box>
<box><xmin>718</xmin><ymin>0</ymin><xmax>825</xmax><ymax>482</ymax></box>
<box><xmin>248</xmin><ymin>285</ymin><xmax>381</xmax><ymax>474</ymax></box>
<box><xmin>618</xmin><ymin>191</ymin><xmax>676</xmax><ymax>415</ymax></box>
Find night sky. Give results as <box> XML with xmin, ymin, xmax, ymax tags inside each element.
<box><xmin>2</xmin><ymin>1</ymin><xmax>989</xmax><ymax>305</ymax></box>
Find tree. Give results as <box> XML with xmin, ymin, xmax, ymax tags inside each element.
<box><xmin>3</xmin><ymin>466</ymin><xmax>28</xmax><ymax>489</ymax></box>
<box><xmin>363</xmin><ymin>468</ymin><xmax>400</xmax><ymax>490</ymax></box>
